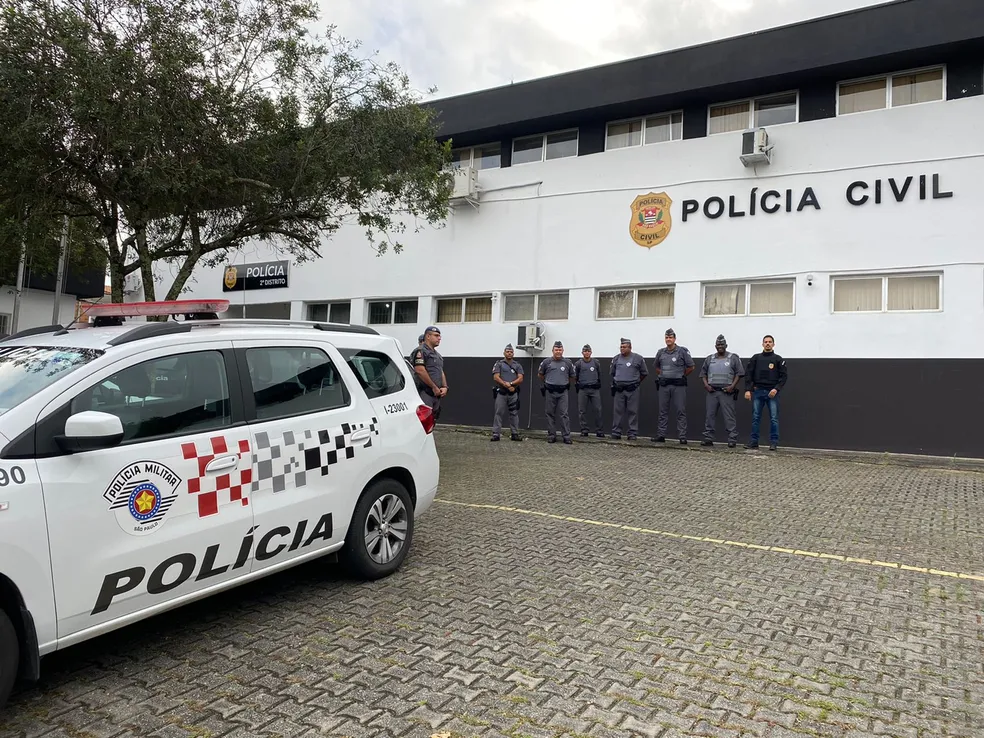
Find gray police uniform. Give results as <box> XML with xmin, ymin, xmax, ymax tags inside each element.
<box><xmin>492</xmin><ymin>358</ymin><xmax>523</xmax><ymax>437</ymax></box>
<box><xmin>539</xmin><ymin>357</ymin><xmax>574</xmax><ymax>440</ymax></box>
<box><xmin>655</xmin><ymin>345</ymin><xmax>694</xmax><ymax>439</ymax></box>
<box><xmin>611</xmin><ymin>349</ymin><xmax>648</xmax><ymax>438</ymax></box>
<box><xmin>574</xmin><ymin>356</ymin><xmax>603</xmax><ymax>435</ymax></box>
<box><xmin>412</xmin><ymin>343</ymin><xmax>445</xmax><ymax>418</ymax></box>
<box><xmin>700</xmin><ymin>351</ymin><xmax>744</xmax><ymax>443</ymax></box>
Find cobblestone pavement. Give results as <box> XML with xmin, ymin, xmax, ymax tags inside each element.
<box><xmin>2</xmin><ymin>429</ymin><xmax>983</xmax><ymax>738</ymax></box>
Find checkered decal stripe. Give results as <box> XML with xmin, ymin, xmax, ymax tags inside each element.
<box><xmin>251</xmin><ymin>417</ymin><xmax>379</xmax><ymax>495</ymax></box>
<box><xmin>181</xmin><ymin>435</ymin><xmax>252</xmax><ymax>517</ymax></box>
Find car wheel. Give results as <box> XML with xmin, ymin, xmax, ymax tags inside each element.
<box><xmin>0</xmin><ymin>609</ymin><xmax>19</xmax><ymax>709</ymax></box>
<box><xmin>341</xmin><ymin>478</ymin><xmax>414</xmax><ymax>580</ymax></box>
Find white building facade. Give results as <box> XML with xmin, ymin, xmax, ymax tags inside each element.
<box><xmin>162</xmin><ymin>0</ymin><xmax>984</xmax><ymax>457</ymax></box>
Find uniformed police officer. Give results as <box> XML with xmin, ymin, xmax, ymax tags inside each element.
<box><xmin>699</xmin><ymin>334</ymin><xmax>744</xmax><ymax>448</ymax></box>
<box><xmin>491</xmin><ymin>343</ymin><xmax>524</xmax><ymax>442</ymax></box>
<box><xmin>411</xmin><ymin>325</ymin><xmax>447</xmax><ymax>420</ymax></box>
<box><xmin>574</xmin><ymin>344</ymin><xmax>604</xmax><ymax>438</ymax></box>
<box><xmin>610</xmin><ymin>337</ymin><xmax>648</xmax><ymax>440</ymax></box>
<box><xmin>652</xmin><ymin>328</ymin><xmax>695</xmax><ymax>444</ymax></box>
<box><xmin>538</xmin><ymin>340</ymin><xmax>575</xmax><ymax>444</ymax></box>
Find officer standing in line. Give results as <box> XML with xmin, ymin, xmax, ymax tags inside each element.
<box><xmin>744</xmin><ymin>334</ymin><xmax>787</xmax><ymax>451</ymax></box>
<box><xmin>699</xmin><ymin>334</ymin><xmax>744</xmax><ymax>448</ymax></box>
<box><xmin>652</xmin><ymin>328</ymin><xmax>695</xmax><ymax>444</ymax></box>
<box><xmin>411</xmin><ymin>326</ymin><xmax>448</xmax><ymax>420</ymax></box>
<box><xmin>491</xmin><ymin>343</ymin><xmax>524</xmax><ymax>442</ymax></box>
<box><xmin>538</xmin><ymin>340</ymin><xmax>575</xmax><ymax>444</ymax></box>
<box><xmin>610</xmin><ymin>337</ymin><xmax>648</xmax><ymax>440</ymax></box>
<box><xmin>573</xmin><ymin>344</ymin><xmax>604</xmax><ymax>438</ymax></box>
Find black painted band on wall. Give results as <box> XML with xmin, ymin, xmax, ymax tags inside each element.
<box><xmin>430</xmin><ymin>356</ymin><xmax>983</xmax><ymax>458</ymax></box>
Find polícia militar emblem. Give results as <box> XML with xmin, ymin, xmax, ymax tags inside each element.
<box><xmin>629</xmin><ymin>192</ymin><xmax>673</xmax><ymax>249</ymax></box>
<box><xmin>103</xmin><ymin>461</ymin><xmax>182</xmax><ymax>536</ymax></box>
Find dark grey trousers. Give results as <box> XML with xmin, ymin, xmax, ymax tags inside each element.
<box><xmin>577</xmin><ymin>388</ymin><xmax>603</xmax><ymax>433</ymax></box>
<box><xmin>545</xmin><ymin>390</ymin><xmax>570</xmax><ymax>439</ymax></box>
<box><xmin>492</xmin><ymin>391</ymin><xmax>520</xmax><ymax>436</ymax></box>
<box><xmin>612</xmin><ymin>387</ymin><xmax>640</xmax><ymax>436</ymax></box>
<box><xmin>703</xmin><ymin>389</ymin><xmax>738</xmax><ymax>442</ymax></box>
<box><xmin>657</xmin><ymin>384</ymin><xmax>687</xmax><ymax>439</ymax></box>
<box><xmin>419</xmin><ymin>389</ymin><xmax>441</xmax><ymax>420</ymax></box>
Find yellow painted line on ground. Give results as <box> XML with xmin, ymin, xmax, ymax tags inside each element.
<box><xmin>435</xmin><ymin>499</ymin><xmax>984</xmax><ymax>584</ymax></box>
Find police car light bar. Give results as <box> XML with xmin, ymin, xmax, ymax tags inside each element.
<box><xmin>85</xmin><ymin>299</ymin><xmax>230</xmax><ymax>318</ymax></box>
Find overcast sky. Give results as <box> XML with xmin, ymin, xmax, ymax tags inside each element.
<box><xmin>322</xmin><ymin>0</ymin><xmax>893</xmax><ymax>101</ymax></box>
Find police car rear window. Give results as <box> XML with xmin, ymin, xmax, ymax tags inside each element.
<box><xmin>0</xmin><ymin>345</ymin><xmax>104</xmax><ymax>416</ymax></box>
<box><xmin>339</xmin><ymin>350</ymin><xmax>406</xmax><ymax>399</ymax></box>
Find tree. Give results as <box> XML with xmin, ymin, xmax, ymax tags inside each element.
<box><xmin>0</xmin><ymin>0</ymin><xmax>452</xmax><ymax>303</ymax></box>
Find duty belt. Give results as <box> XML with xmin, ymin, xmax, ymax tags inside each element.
<box><xmin>659</xmin><ymin>376</ymin><xmax>687</xmax><ymax>386</ymax></box>
<box><xmin>613</xmin><ymin>381</ymin><xmax>640</xmax><ymax>393</ymax></box>
<box><xmin>544</xmin><ymin>383</ymin><xmax>569</xmax><ymax>394</ymax></box>
<box><xmin>576</xmin><ymin>383</ymin><xmax>600</xmax><ymax>390</ymax></box>
<box><xmin>494</xmin><ymin>385</ymin><xmax>520</xmax><ymax>395</ymax></box>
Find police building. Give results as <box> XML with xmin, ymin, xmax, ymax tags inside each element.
<box><xmin>166</xmin><ymin>0</ymin><xmax>984</xmax><ymax>458</ymax></box>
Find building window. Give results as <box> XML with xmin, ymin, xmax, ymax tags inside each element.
<box><xmin>702</xmin><ymin>281</ymin><xmax>794</xmax><ymax>316</ymax></box>
<box><xmin>709</xmin><ymin>92</ymin><xmax>797</xmax><ymax>134</ymax></box>
<box><xmin>832</xmin><ymin>274</ymin><xmax>940</xmax><ymax>312</ymax></box>
<box><xmin>0</xmin><ymin>314</ymin><xmax>8</xmax><ymax>335</ymax></box>
<box><xmin>307</xmin><ymin>301</ymin><xmax>351</xmax><ymax>324</ymax></box>
<box><xmin>450</xmin><ymin>143</ymin><xmax>501</xmax><ymax>170</ymax></box>
<box><xmin>367</xmin><ymin>299</ymin><xmax>418</xmax><ymax>325</ymax></box>
<box><xmin>503</xmin><ymin>292</ymin><xmax>570</xmax><ymax>321</ymax></box>
<box><xmin>838</xmin><ymin>67</ymin><xmax>944</xmax><ymax>115</ymax></box>
<box><xmin>596</xmin><ymin>287</ymin><xmax>674</xmax><ymax>320</ymax></box>
<box><xmin>512</xmin><ymin>130</ymin><xmax>578</xmax><ymax>165</ymax></box>
<box><xmin>435</xmin><ymin>295</ymin><xmax>493</xmax><ymax>323</ymax></box>
<box><xmin>606</xmin><ymin>112</ymin><xmax>683</xmax><ymax>150</ymax></box>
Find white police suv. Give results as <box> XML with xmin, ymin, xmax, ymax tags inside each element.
<box><xmin>0</xmin><ymin>299</ymin><xmax>440</xmax><ymax>708</ymax></box>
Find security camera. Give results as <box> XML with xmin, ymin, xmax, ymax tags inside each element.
<box><xmin>806</xmin><ymin>274</ymin><xmax>814</xmax><ymax>286</ymax></box>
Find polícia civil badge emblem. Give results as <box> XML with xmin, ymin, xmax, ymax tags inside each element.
<box><xmin>223</xmin><ymin>265</ymin><xmax>238</xmax><ymax>290</ymax></box>
<box><xmin>629</xmin><ymin>192</ymin><xmax>673</xmax><ymax>249</ymax></box>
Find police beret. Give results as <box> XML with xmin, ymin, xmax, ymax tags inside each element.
<box><xmin>504</xmin><ymin>343</ymin><xmax>513</xmax><ymax>351</ymax></box>
<box><xmin>582</xmin><ymin>344</ymin><xmax>591</xmax><ymax>351</ymax></box>
<box><xmin>620</xmin><ymin>337</ymin><xmax>631</xmax><ymax>345</ymax></box>
<box><xmin>425</xmin><ymin>325</ymin><xmax>440</xmax><ymax>335</ymax></box>
<box><xmin>553</xmin><ymin>340</ymin><xmax>563</xmax><ymax>348</ymax></box>
<box><xmin>665</xmin><ymin>328</ymin><xmax>675</xmax><ymax>337</ymax></box>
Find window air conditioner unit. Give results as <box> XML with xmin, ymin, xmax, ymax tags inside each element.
<box><xmin>450</xmin><ymin>166</ymin><xmax>479</xmax><ymax>206</ymax></box>
<box><xmin>739</xmin><ymin>128</ymin><xmax>772</xmax><ymax>166</ymax></box>
<box><xmin>517</xmin><ymin>322</ymin><xmax>544</xmax><ymax>351</ymax></box>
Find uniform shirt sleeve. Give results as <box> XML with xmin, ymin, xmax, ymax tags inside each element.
<box><xmin>573</xmin><ymin>360</ymin><xmax>582</xmax><ymax>381</ymax></box>
<box><xmin>732</xmin><ymin>354</ymin><xmax>745</xmax><ymax>376</ymax></box>
<box><xmin>699</xmin><ymin>357</ymin><xmax>710</xmax><ymax>378</ymax></box>
<box><xmin>515</xmin><ymin>362</ymin><xmax>524</xmax><ymax>375</ymax></box>
<box><xmin>412</xmin><ymin>348</ymin><xmax>425</xmax><ymax>367</ymax></box>
<box><xmin>639</xmin><ymin>354</ymin><xmax>649</xmax><ymax>377</ymax></box>
<box><xmin>683</xmin><ymin>348</ymin><xmax>695</xmax><ymax>368</ymax></box>
<box><xmin>538</xmin><ymin>359</ymin><xmax>549</xmax><ymax>375</ymax></box>
<box><xmin>492</xmin><ymin>360</ymin><xmax>501</xmax><ymax>376</ymax></box>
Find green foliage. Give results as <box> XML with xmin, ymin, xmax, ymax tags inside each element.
<box><xmin>0</xmin><ymin>0</ymin><xmax>452</xmax><ymax>301</ymax></box>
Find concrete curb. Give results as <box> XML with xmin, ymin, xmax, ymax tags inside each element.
<box><xmin>435</xmin><ymin>423</ymin><xmax>984</xmax><ymax>473</ymax></box>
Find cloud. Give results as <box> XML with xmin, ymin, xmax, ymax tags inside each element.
<box><xmin>317</xmin><ymin>0</ymin><xmax>891</xmax><ymax>100</ymax></box>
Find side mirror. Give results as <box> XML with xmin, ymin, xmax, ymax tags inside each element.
<box><xmin>56</xmin><ymin>411</ymin><xmax>125</xmax><ymax>453</ymax></box>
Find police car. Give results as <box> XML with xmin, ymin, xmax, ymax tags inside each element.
<box><xmin>0</xmin><ymin>299</ymin><xmax>440</xmax><ymax>708</ymax></box>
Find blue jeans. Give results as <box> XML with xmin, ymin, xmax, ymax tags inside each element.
<box><xmin>750</xmin><ymin>388</ymin><xmax>779</xmax><ymax>444</ymax></box>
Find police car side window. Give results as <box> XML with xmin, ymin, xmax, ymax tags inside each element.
<box><xmin>245</xmin><ymin>347</ymin><xmax>350</xmax><ymax>421</ymax></box>
<box><xmin>71</xmin><ymin>351</ymin><xmax>231</xmax><ymax>443</ymax></box>
<box><xmin>338</xmin><ymin>350</ymin><xmax>406</xmax><ymax>399</ymax></box>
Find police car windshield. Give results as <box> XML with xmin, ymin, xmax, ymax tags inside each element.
<box><xmin>0</xmin><ymin>345</ymin><xmax>103</xmax><ymax>416</ymax></box>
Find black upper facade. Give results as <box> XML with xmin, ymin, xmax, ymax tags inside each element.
<box><xmin>424</xmin><ymin>0</ymin><xmax>984</xmax><ymax>166</ymax></box>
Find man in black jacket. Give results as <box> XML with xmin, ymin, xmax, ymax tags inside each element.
<box><xmin>744</xmin><ymin>335</ymin><xmax>787</xmax><ymax>450</ymax></box>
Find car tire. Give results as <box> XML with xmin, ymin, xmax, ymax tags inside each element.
<box><xmin>341</xmin><ymin>478</ymin><xmax>414</xmax><ymax>580</ymax></box>
<box><xmin>0</xmin><ymin>609</ymin><xmax>19</xmax><ymax>709</ymax></box>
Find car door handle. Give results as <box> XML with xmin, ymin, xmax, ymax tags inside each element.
<box><xmin>205</xmin><ymin>454</ymin><xmax>240</xmax><ymax>473</ymax></box>
<box><xmin>350</xmin><ymin>428</ymin><xmax>371</xmax><ymax>444</ymax></box>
